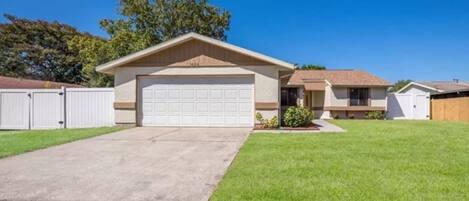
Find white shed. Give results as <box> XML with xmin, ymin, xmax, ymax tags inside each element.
<box><xmin>388</xmin><ymin>80</ymin><xmax>469</xmax><ymax>120</ymax></box>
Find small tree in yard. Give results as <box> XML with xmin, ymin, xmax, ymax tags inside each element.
<box><xmin>283</xmin><ymin>106</ymin><xmax>314</xmax><ymax>127</ymax></box>
<box><xmin>391</xmin><ymin>79</ymin><xmax>412</xmax><ymax>92</ymax></box>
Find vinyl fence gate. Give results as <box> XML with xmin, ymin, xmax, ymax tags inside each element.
<box><xmin>0</xmin><ymin>88</ymin><xmax>115</xmax><ymax>130</ymax></box>
<box><xmin>387</xmin><ymin>93</ymin><xmax>430</xmax><ymax>120</ymax></box>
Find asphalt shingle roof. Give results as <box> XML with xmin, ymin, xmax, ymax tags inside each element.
<box><xmin>0</xmin><ymin>76</ymin><xmax>82</xmax><ymax>89</ymax></box>
<box><xmin>288</xmin><ymin>70</ymin><xmax>390</xmax><ymax>87</ymax></box>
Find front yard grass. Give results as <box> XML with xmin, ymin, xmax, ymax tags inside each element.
<box><xmin>211</xmin><ymin>120</ymin><xmax>469</xmax><ymax>201</ymax></box>
<box><xmin>0</xmin><ymin>127</ymin><xmax>126</xmax><ymax>158</ymax></box>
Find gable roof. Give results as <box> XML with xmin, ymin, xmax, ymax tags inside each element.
<box><xmin>287</xmin><ymin>70</ymin><xmax>390</xmax><ymax>87</ymax></box>
<box><xmin>397</xmin><ymin>81</ymin><xmax>469</xmax><ymax>93</ymax></box>
<box><xmin>96</xmin><ymin>32</ymin><xmax>295</xmax><ymax>73</ymax></box>
<box><xmin>0</xmin><ymin>76</ymin><xmax>82</xmax><ymax>89</ymax></box>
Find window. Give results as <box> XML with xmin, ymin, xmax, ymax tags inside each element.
<box><xmin>349</xmin><ymin>88</ymin><xmax>369</xmax><ymax>106</ymax></box>
<box><xmin>281</xmin><ymin>88</ymin><xmax>298</xmax><ymax>106</ymax></box>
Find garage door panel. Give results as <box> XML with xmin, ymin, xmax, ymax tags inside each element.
<box><xmin>167</xmin><ymin>116</ymin><xmax>180</xmax><ymax>125</ymax></box>
<box><xmin>239</xmin><ymin>89</ymin><xmax>252</xmax><ymax>99</ymax></box>
<box><xmin>224</xmin><ymin>90</ymin><xmax>238</xmax><ymax>99</ymax></box>
<box><xmin>210</xmin><ymin>90</ymin><xmax>223</xmax><ymax>99</ymax></box>
<box><xmin>209</xmin><ymin>116</ymin><xmax>225</xmax><ymax>125</ymax></box>
<box><xmin>210</xmin><ymin>102</ymin><xmax>224</xmax><ymax>112</ymax></box>
<box><xmin>140</xmin><ymin>76</ymin><xmax>254</xmax><ymax>127</ymax></box>
<box><xmin>239</xmin><ymin>117</ymin><xmax>253</xmax><ymax>126</ymax></box>
<box><xmin>196</xmin><ymin>90</ymin><xmax>209</xmax><ymax>99</ymax></box>
<box><xmin>154</xmin><ymin>116</ymin><xmax>168</xmax><ymax>125</ymax></box>
<box><xmin>224</xmin><ymin>116</ymin><xmax>237</xmax><ymax>125</ymax></box>
<box><xmin>168</xmin><ymin>90</ymin><xmax>180</xmax><ymax>99</ymax></box>
<box><xmin>196</xmin><ymin>102</ymin><xmax>209</xmax><ymax>112</ymax></box>
<box><xmin>142</xmin><ymin>103</ymin><xmax>154</xmax><ymax>113</ymax></box>
<box><xmin>182</xmin><ymin>103</ymin><xmax>195</xmax><ymax>112</ymax></box>
<box><xmin>142</xmin><ymin>89</ymin><xmax>153</xmax><ymax>99</ymax></box>
<box><xmin>141</xmin><ymin>116</ymin><xmax>154</xmax><ymax>125</ymax></box>
<box><xmin>168</xmin><ymin>103</ymin><xmax>180</xmax><ymax>112</ymax></box>
<box><xmin>155</xmin><ymin>89</ymin><xmax>167</xmax><ymax>99</ymax></box>
<box><xmin>182</xmin><ymin>115</ymin><xmax>197</xmax><ymax>125</ymax></box>
<box><xmin>182</xmin><ymin>89</ymin><xmax>195</xmax><ymax>99</ymax></box>
<box><xmin>224</xmin><ymin>102</ymin><xmax>238</xmax><ymax>113</ymax></box>
<box><xmin>155</xmin><ymin>102</ymin><xmax>166</xmax><ymax>112</ymax></box>
<box><xmin>195</xmin><ymin>115</ymin><xmax>209</xmax><ymax>125</ymax></box>
<box><xmin>239</xmin><ymin>103</ymin><xmax>252</xmax><ymax>112</ymax></box>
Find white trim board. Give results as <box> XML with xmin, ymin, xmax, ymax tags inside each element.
<box><xmin>396</xmin><ymin>81</ymin><xmax>442</xmax><ymax>93</ymax></box>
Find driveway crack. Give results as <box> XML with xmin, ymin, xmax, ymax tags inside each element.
<box><xmin>148</xmin><ymin>128</ymin><xmax>181</xmax><ymax>142</ymax></box>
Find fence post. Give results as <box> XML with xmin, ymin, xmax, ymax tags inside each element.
<box><xmin>61</xmin><ymin>86</ymin><xmax>67</xmax><ymax>129</ymax></box>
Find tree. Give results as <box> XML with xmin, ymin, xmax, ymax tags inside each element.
<box><xmin>67</xmin><ymin>36</ymin><xmax>114</xmax><ymax>87</ymax></box>
<box><xmin>0</xmin><ymin>14</ymin><xmax>96</xmax><ymax>84</ymax></box>
<box><xmin>70</xmin><ymin>0</ymin><xmax>231</xmax><ymax>86</ymax></box>
<box><xmin>296</xmin><ymin>64</ymin><xmax>326</xmax><ymax>70</ymax></box>
<box><xmin>391</xmin><ymin>79</ymin><xmax>412</xmax><ymax>92</ymax></box>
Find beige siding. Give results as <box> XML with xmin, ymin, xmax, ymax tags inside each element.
<box><xmin>114</xmin><ymin>66</ymin><xmax>282</xmax><ymax>124</ymax></box>
<box><xmin>370</xmin><ymin>87</ymin><xmax>387</xmax><ymax>107</ymax></box>
<box><xmin>329</xmin><ymin>87</ymin><xmax>348</xmax><ymax>107</ymax></box>
<box><xmin>126</xmin><ymin>40</ymin><xmax>271</xmax><ymax>67</ymax></box>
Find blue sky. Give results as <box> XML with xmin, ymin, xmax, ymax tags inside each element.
<box><xmin>1</xmin><ymin>0</ymin><xmax>468</xmax><ymax>83</ymax></box>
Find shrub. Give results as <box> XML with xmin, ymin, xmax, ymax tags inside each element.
<box><xmin>256</xmin><ymin>112</ymin><xmax>264</xmax><ymax>124</ymax></box>
<box><xmin>283</xmin><ymin>106</ymin><xmax>314</xmax><ymax>127</ymax></box>
<box><xmin>265</xmin><ymin>116</ymin><xmax>279</xmax><ymax>128</ymax></box>
<box><xmin>333</xmin><ymin>113</ymin><xmax>340</xmax><ymax>119</ymax></box>
<box><xmin>366</xmin><ymin>111</ymin><xmax>386</xmax><ymax>120</ymax></box>
<box><xmin>255</xmin><ymin>112</ymin><xmax>279</xmax><ymax>128</ymax></box>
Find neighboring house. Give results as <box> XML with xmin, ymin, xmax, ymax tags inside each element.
<box><xmin>431</xmin><ymin>88</ymin><xmax>469</xmax><ymax>99</ymax></box>
<box><xmin>282</xmin><ymin>70</ymin><xmax>390</xmax><ymax>119</ymax></box>
<box><xmin>397</xmin><ymin>80</ymin><xmax>469</xmax><ymax>95</ymax></box>
<box><xmin>0</xmin><ymin>76</ymin><xmax>81</xmax><ymax>89</ymax></box>
<box><xmin>96</xmin><ymin>32</ymin><xmax>295</xmax><ymax>127</ymax></box>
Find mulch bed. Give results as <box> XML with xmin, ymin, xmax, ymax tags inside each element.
<box><xmin>254</xmin><ymin>123</ymin><xmax>319</xmax><ymax>130</ymax></box>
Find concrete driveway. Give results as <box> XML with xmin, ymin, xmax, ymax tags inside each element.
<box><xmin>0</xmin><ymin>127</ymin><xmax>250</xmax><ymax>201</ymax></box>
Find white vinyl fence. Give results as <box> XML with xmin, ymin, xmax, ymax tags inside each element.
<box><xmin>387</xmin><ymin>93</ymin><xmax>430</xmax><ymax>120</ymax></box>
<box><xmin>0</xmin><ymin>88</ymin><xmax>114</xmax><ymax>130</ymax></box>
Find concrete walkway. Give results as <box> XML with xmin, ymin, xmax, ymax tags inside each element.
<box><xmin>313</xmin><ymin>120</ymin><xmax>346</xmax><ymax>132</ymax></box>
<box><xmin>0</xmin><ymin>127</ymin><xmax>250</xmax><ymax>201</ymax></box>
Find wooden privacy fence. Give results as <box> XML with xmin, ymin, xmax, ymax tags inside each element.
<box><xmin>431</xmin><ymin>97</ymin><xmax>469</xmax><ymax>123</ymax></box>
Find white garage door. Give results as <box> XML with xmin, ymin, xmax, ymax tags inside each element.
<box><xmin>139</xmin><ymin>76</ymin><xmax>254</xmax><ymax>127</ymax></box>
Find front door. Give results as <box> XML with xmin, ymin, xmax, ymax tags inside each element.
<box><xmin>414</xmin><ymin>94</ymin><xmax>430</xmax><ymax>120</ymax></box>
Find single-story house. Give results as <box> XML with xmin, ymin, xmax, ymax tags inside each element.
<box><xmin>282</xmin><ymin>70</ymin><xmax>390</xmax><ymax>119</ymax></box>
<box><xmin>0</xmin><ymin>76</ymin><xmax>81</xmax><ymax>89</ymax></box>
<box><xmin>397</xmin><ymin>80</ymin><xmax>469</xmax><ymax>95</ymax></box>
<box><xmin>96</xmin><ymin>32</ymin><xmax>389</xmax><ymax>127</ymax></box>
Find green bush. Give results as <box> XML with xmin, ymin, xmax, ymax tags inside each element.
<box><xmin>366</xmin><ymin>111</ymin><xmax>386</xmax><ymax>120</ymax></box>
<box><xmin>283</xmin><ymin>106</ymin><xmax>314</xmax><ymax>127</ymax></box>
<box><xmin>256</xmin><ymin>112</ymin><xmax>264</xmax><ymax>124</ymax></box>
<box><xmin>255</xmin><ymin>112</ymin><xmax>279</xmax><ymax>128</ymax></box>
<box><xmin>265</xmin><ymin>116</ymin><xmax>279</xmax><ymax>128</ymax></box>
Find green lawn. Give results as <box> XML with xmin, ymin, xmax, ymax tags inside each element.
<box><xmin>0</xmin><ymin>127</ymin><xmax>126</xmax><ymax>158</ymax></box>
<box><xmin>211</xmin><ymin>120</ymin><xmax>469</xmax><ymax>201</ymax></box>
